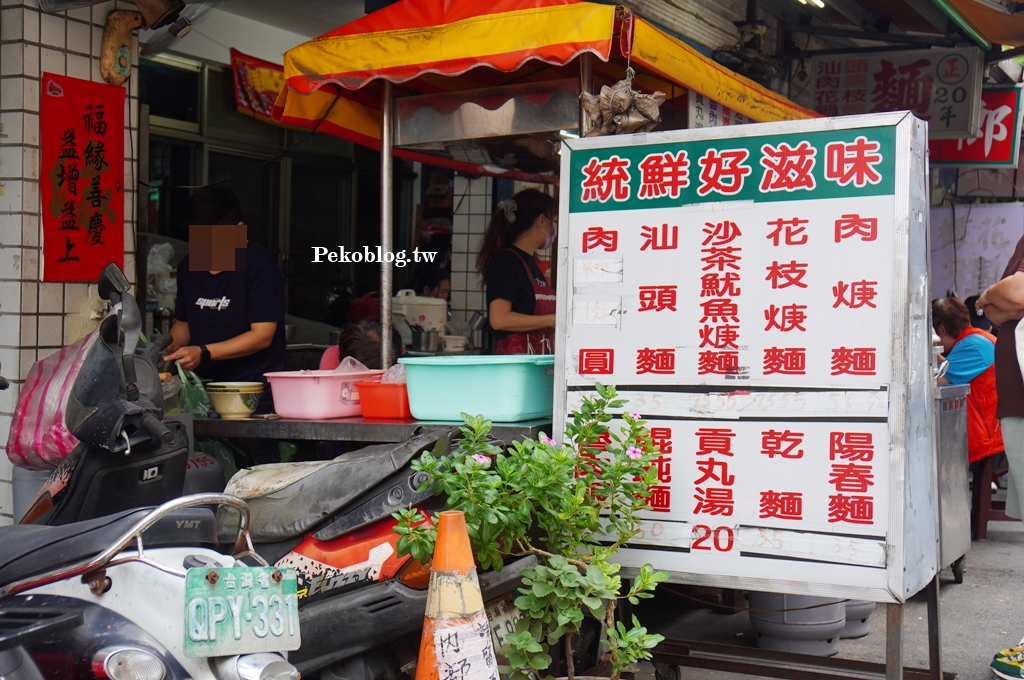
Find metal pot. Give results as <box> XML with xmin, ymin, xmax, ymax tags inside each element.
<box><xmin>410</xmin><ymin>328</ymin><xmax>441</xmax><ymax>352</ymax></box>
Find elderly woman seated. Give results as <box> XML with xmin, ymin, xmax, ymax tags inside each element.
<box><xmin>320</xmin><ymin>318</ymin><xmax>404</xmax><ymax>370</ymax></box>
<box><xmin>933</xmin><ymin>296</ymin><xmax>1003</xmax><ymax>464</ymax></box>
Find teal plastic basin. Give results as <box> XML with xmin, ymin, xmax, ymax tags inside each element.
<box><xmin>398</xmin><ymin>355</ymin><xmax>555</xmax><ymax>422</ymax></box>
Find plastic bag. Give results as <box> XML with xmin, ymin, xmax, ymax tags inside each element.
<box><xmin>147</xmin><ymin>242</ymin><xmax>177</xmax><ymax>309</ymax></box>
<box><xmin>6</xmin><ymin>332</ymin><xmax>99</xmax><ymax>469</ymax></box>
<box><xmin>175</xmin><ymin>361</ymin><xmax>211</xmax><ymax>419</ymax></box>
<box><xmin>195</xmin><ymin>439</ymin><xmax>239</xmax><ymax>485</ymax></box>
<box><xmin>335</xmin><ymin>356</ymin><xmax>370</xmax><ymax>373</ymax></box>
<box><xmin>163</xmin><ymin>375</ymin><xmax>185</xmax><ymax>415</ymax></box>
<box><xmin>381</xmin><ymin>364</ymin><xmax>406</xmax><ymax>384</ymax></box>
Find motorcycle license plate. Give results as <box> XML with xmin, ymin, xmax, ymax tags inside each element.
<box><xmin>485</xmin><ymin>596</ymin><xmax>523</xmax><ymax>657</ymax></box>
<box><xmin>184</xmin><ymin>566</ymin><xmax>301</xmax><ymax>658</ymax></box>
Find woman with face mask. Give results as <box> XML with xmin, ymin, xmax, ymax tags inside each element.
<box><xmin>476</xmin><ymin>189</ymin><xmax>558</xmax><ymax>355</ymax></box>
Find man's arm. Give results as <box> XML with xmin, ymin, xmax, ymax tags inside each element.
<box><xmin>163</xmin><ymin>322</ymin><xmax>277</xmax><ymax>370</ymax></box>
<box><xmin>979</xmin><ymin>272</ymin><xmax>1024</xmax><ymax>311</ymax></box>
<box><xmin>981</xmin><ymin>303</ymin><xmax>1024</xmax><ymax>327</ymax></box>
<box><xmin>166</xmin><ymin>320</ymin><xmax>190</xmax><ymax>354</ymax></box>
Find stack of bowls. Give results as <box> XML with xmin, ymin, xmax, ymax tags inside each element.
<box><xmin>206</xmin><ymin>381</ymin><xmax>263</xmax><ymax>420</ymax></box>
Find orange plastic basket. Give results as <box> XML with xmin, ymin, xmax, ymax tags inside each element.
<box><xmin>355</xmin><ymin>382</ymin><xmax>412</xmax><ymax>419</ymax></box>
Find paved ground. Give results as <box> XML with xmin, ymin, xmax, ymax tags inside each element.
<box><xmin>633</xmin><ymin>520</ymin><xmax>1024</xmax><ymax>680</ymax></box>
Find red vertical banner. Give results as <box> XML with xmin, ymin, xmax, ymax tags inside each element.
<box><xmin>40</xmin><ymin>73</ymin><xmax>125</xmax><ymax>282</ymax></box>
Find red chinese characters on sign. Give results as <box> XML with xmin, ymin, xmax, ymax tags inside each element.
<box><xmin>759</xmin><ymin>141</ymin><xmax>817</xmax><ymax>192</ymax></box>
<box><xmin>581</xmin><ymin>155</ymin><xmax>631</xmax><ymax>203</ymax></box>
<box><xmin>764</xmin><ymin>304</ymin><xmax>807</xmax><ymax>332</ymax></box>
<box><xmin>41</xmin><ymin>73</ymin><xmax>124</xmax><ymax>282</ymax></box>
<box><xmin>833</xmin><ymin>280</ymin><xmax>878</xmax><ymax>309</ymax></box>
<box><xmin>835</xmin><ymin>214</ymin><xmax>878</xmax><ymax>242</ymax></box>
<box><xmin>579</xmin><ymin>348</ymin><xmax>614</xmax><ymax>375</ymax></box>
<box><xmin>831</xmin><ymin>347</ymin><xmax>876</xmax><ymax>375</ymax></box>
<box><xmin>640</xmin><ymin>224</ymin><xmax>679</xmax><ymax>251</ymax></box>
<box><xmin>766</xmin><ymin>218</ymin><xmax>808</xmax><ymax>246</ymax></box>
<box><xmin>763</xmin><ymin>347</ymin><xmax>806</xmax><ymax>375</ymax></box>
<box><xmin>638</xmin><ymin>285</ymin><xmax>677</xmax><ymax>312</ymax></box>
<box><xmin>825</xmin><ymin>137</ymin><xmax>883</xmax><ymax>188</ymax></box>
<box><xmin>694</xmin><ymin>427</ymin><xmax>735</xmax><ymax>516</ymax></box>
<box><xmin>637</xmin><ymin>348</ymin><xmax>676</xmax><ymax>375</ymax></box>
<box><xmin>765</xmin><ymin>261</ymin><xmax>808</xmax><ymax>289</ymax></box>
<box><xmin>759</xmin><ymin>491</ymin><xmax>803</xmax><ymax>520</ymax></box>
<box><xmin>872</xmin><ymin>59</ymin><xmax>932</xmax><ymax>117</ymax></box>
<box><xmin>697</xmin><ymin>149</ymin><xmax>752</xmax><ymax>197</ymax></box>
<box><xmin>647</xmin><ymin>426</ymin><xmax>673</xmax><ymax>513</ymax></box>
<box><xmin>828</xmin><ymin>431</ymin><xmax>876</xmax><ymax>524</ymax></box>
<box><xmin>761</xmin><ymin>429</ymin><xmax>804</xmax><ymax>458</ymax></box>
<box><xmin>638</xmin><ymin>150</ymin><xmax>689</xmax><ymax>199</ymax></box>
<box><xmin>582</xmin><ymin>226</ymin><xmax>618</xmax><ymax>253</ymax></box>
<box><xmin>930</xmin><ymin>88</ymin><xmax>1024</xmax><ymax>167</ymax></box>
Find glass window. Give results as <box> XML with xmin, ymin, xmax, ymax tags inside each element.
<box><xmin>140</xmin><ymin>59</ymin><xmax>200</xmax><ymax>126</ymax></box>
<box><xmin>148</xmin><ymin>137</ymin><xmax>197</xmax><ymax>242</ymax></box>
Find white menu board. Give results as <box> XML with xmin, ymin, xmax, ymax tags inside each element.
<box><xmin>555</xmin><ymin>112</ymin><xmax>937</xmax><ymax>604</ymax></box>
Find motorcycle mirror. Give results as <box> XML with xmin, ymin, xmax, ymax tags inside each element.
<box><xmin>97</xmin><ymin>263</ymin><xmax>130</xmax><ymax>301</ymax></box>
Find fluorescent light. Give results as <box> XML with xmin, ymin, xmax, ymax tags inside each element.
<box><xmin>809</xmin><ymin>0</ymin><xmax>825</xmax><ymax>7</ymax></box>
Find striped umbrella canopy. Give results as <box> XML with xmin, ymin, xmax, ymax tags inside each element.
<box><xmin>272</xmin><ymin>0</ymin><xmax>816</xmax><ymax>179</ymax></box>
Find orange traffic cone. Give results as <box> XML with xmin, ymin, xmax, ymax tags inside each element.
<box><xmin>414</xmin><ymin>511</ymin><xmax>500</xmax><ymax>680</ymax></box>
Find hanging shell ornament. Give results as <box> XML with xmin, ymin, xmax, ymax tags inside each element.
<box><xmin>580</xmin><ymin>68</ymin><xmax>667</xmax><ymax>137</ymax></box>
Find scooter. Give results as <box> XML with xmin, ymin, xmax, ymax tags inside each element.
<box><xmin>11</xmin><ymin>263</ymin><xmax>532</xmax><ymax>679</ymax></box>
<box><xmin>20</xmin><ymin>263</ymin><xmax>223</xmax><ymax>526</ymax></box>
<box><xmin>0</xmin><ymin>492</ymin><xmax>302</xmax><ymax>680</ymax></box>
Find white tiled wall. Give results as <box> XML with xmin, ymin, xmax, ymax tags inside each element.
<box><xmin>449</xmin><ymin>175</ymin><xmax>491</xmax><ymax>323</ymax></box>
<box><xmin>0</xmin><ymin>0</ymin><xmax>140</xmax><ymax>524</ymax></box>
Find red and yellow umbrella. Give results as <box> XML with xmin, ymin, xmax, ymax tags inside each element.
<box><xmin>272</xmin><ymin>0</ymin><xmax>815</xmax><ymax>176</ymax></box>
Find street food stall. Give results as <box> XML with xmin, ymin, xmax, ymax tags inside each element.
<box><xmin>269</xmin><ymin>0</ymin><xmax>815</xmax><ymax>370</ymax></box>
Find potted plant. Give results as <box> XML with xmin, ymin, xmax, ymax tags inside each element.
<box><xmin>393</xmin><ymin>384</ymin><xmax>669</xmax><ymax>680</ymax></box>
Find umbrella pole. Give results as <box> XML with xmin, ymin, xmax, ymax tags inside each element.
<box><xmin>380</xmin><ymin>80</ymin><xmax>394</xmax><ymax>369</ymax></box>
<box><xmin>579</xmin><ymin>52</ymin><xmax>593</xmax><ymax>136</ymax></box>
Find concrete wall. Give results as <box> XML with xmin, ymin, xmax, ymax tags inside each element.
<box><xmin>0</xmin><ymin>0</ymin><xmax>140</xmax><ymax>524</ymax></box>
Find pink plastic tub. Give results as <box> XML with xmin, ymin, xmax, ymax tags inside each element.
<box><xmin>264</xmin><ymin>369</ymin><xmax>384</xmax><ymax>419</ymax></box>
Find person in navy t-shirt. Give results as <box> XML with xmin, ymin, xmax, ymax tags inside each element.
<box><xmin>163</xmin><ymin>188</ymin><xmax>286</xmax><ymax>412</ymax></box>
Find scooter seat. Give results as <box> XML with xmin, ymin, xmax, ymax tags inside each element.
<box><xmin>0</xmin><ymin>507</ymin><xmax>217</xmax><ymax>589</ymax></box>
<box><xmin>225</xmin><ymin>430</ymin><xmax>445</xmax><ymax>542</ymax></box>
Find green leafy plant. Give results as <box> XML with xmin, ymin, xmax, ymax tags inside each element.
<box><xmin>394</xmin><ymin>384</ymin><xmax>669</xmax><ymax>680</ymax></box>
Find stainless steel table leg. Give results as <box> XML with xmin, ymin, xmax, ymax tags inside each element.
<box><xmin>887</xmin><ymin>602</ymin><xmax>904</xmax><ymax>680</ymax></box>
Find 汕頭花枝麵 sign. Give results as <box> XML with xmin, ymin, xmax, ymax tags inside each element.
<box><xmin>554</xmin><ymin>112</ymin><xmax>936</xmax><ymax>604</ymax></box>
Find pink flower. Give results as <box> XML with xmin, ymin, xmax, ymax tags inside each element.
<box><xmin>629</xmin><ymin>412</ymin><xmax>642</xmax><ymax>420</ymax></box>
<box><xmin>626</xmin><ymin>447</ymin><xmax>643</xmax><ymax>460</ymax></box>
<box><xmin>540</xmin><ymin>434</ymin><xmax>557</xmax><ymax>446</ymax></box>
<box><xmin>472</xmin><ymin>454</ymin><xmax>490</xmax><ymax>466</ymax></box>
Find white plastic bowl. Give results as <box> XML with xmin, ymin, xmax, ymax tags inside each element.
<box><xmin>264</xmin><ymin>369</ymin><xmax>384</xmax><ymax>419</ymax></box>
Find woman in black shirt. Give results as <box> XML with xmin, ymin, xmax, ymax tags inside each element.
<box><xmin>476</xmin><ymin>189</ymin><xmax>558</xmax><ymax>355</ymax></box>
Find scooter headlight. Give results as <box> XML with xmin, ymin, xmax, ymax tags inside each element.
<box><xmin>215</xmin><ymin>653</ymin><xmax>300</xmax><ymax>680</ymax></box>
<box><xmin>92</xmin><ymin>646</ymin><xmax>166</xmax><ymax>680</ymax></box>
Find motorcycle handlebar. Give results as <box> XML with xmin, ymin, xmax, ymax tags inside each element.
<box><xmin>141</xmin><ymin>413</ymin><xmax>175</xmax><ymax>446</ymax></box>
<box><xmin>154</xmin><ymin>333</ymin><xmax>174</xmax><ymax>352</ymax></box>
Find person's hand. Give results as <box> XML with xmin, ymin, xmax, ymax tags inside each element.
<box><xmin>163</xmin><ymin>346</ymin><xmax>202</xmax><ymax>370</ymax></box>
<box><xmin>977</xmin><ymin>289</ymin><xmax>992</xmax><ymax>310</ymax></box>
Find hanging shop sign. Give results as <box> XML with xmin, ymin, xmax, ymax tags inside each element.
<box><xmin>39</xmin><ymin>73</ymin><xmax>125</xmax><ymax>283</ymax></box>
<box><xmin>688</xmin><ymin>91</ymin><xmax>752</xmax><ymax>129</ymax></box>
<box><xmin>810</xmin><ymin>47</ymin><xmax>983</xmax><ymax>139</ymax></box>
<box><xmin>555</xmin><ymin>112</ymin><xmax>935</xmax><ymax>604</ymax></box>
<box><xmin>231</xmin><ymin>48</ymin><xmax>285</xmax><ymax>124</ymax></box>
<box><xmin>930</xmin><ymin>86</ymin><xmax>1024</xmax><ymax>168</ymax></box>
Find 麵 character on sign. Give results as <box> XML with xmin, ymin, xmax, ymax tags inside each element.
<box><xmin>871</xmin><ymin>59</ymin><xmax>932</xmax><ymax>116</ymax></box>
<box><xmin>648</xmin><ymin>485</ymin><xmax>672</xmax><ymax>512</ymax></box>
<box><xmin>765</xmin><ymin>260</ymin><xmax>809</xmax><ymax>289</ymax></box>
<box><xmin>581</xmin><ymin>226</ymin><xmax>618</xmax><ymax>253</ymax></box>
<box><xmin>831</xmin><ymin>347</ymin><xmax>876</xmax><ymax>375</ymax></box>
<box><xmin>766</xmin><ymin>217</ymin><xmax>808</xmax><ymax>246</ymax></box>
<box><xmin>762</xmin><ymin>347</ymin><xmax>806</xmax><ymax>375</ymax></box>
<box><xmin>759</xmin><ymin>491</ymin><xmax>803</xmax><ymax>520</ymax></box>
<box><xmin>581</xmin><ymin>155</ymin><xmax>631</xmax><ymax>203</ymax></box>
<box><xmin>697</xmin><ymin>350</ymin><xmax>740</xmax><ymax>375</ymax></box>
<box><xmin>638</xmin><ymin>150</ymin><xmax>689</xmax><ymax>199</ymax></box>
<box><xmin>761</xmin><ymin>429</ymin><xmax>804</xmax><ymax>458</ymax></box>
<box><xmin>828</xmin><ymin>494</ymin><xmax>874</xmax><ymax>524</ymax></box>
<box><xmin>825</xmin><ymin>137</ymin><xmax>883</xmax><ymax>187</ymax></box>
<box><xmin>636</xmin><ymin>348</ymin><xmax>675</xmax><ymax>375</ymax></box>
<box><xmin>759</xmin><ymin>141</ymin><xmax>817</xmax><ymax>192</ymax></box>
<box><xmin>833</xmin><ymin>280</ymin><xmax>879</xmax><ymax>308</ymax></box>
<box><xmin>697</xmin><ymin>148</ymin><xmax>752</xmax><ymax>196</ymax></box>
<box><xmin>578</xmin><ymin>348</ymin><xmax>614</xmax><ymax>375</ymax></box>
<box><xmin>764</xmin><ymin>304</ymin><xmax>807</xmax><ymax>332</ymax></box>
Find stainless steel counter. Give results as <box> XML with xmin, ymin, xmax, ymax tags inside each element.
<box><xmin>935</xmin><ymin>383</ymin><xmax>970</xmax><ymax>580</ymax></box>
<box><xmin>192</xmin><ymin>416</ymin><xmax>553</xmax><ymax>443</ymax></box>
